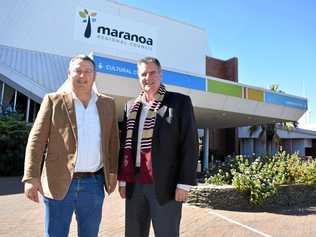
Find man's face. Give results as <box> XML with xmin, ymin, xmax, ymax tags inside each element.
<box><xmin>137</xmin><ymin>62</ymin><xmax>162</xmax><ymax>95</ymax></box>
<box><xmin>68</xmin><ymin>59</ymin><xmax>95</xmax><ymax>94</ymax></box>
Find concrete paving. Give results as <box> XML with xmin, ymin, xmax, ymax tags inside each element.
<box><xmin>1</xmin><ymin>177</ymin><xmax>316</xmax><ymax>237</ymax></box>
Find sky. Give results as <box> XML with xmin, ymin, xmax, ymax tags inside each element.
<box><xmin>117</xmin><ymin>0</ymin><xmax>316</xmax><ymax>123</ymax></box>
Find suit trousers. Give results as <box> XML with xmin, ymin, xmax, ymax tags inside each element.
<box><xmin>43</xmin><ymin>174</ymin><xmax>105</xmax><ymax>237</ymax></box>
<box><xmin>125</xmin><ymin>183</ymin><xmax>182</xmax><ymax>237</ymax></box>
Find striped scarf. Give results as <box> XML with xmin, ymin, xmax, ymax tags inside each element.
<box><xmin>118</xmin><ymin>84</ymin><xmax>166</xmax><ymax>183</ymax></box>
<box><xmin>124</xmin><ymin>84</ymin><xmax>166</xmax><ymax>150</ymax></box>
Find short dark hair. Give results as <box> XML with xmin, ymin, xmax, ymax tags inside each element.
<box><xmin>137</xmin><ymin>57</ymin><xmax>161</xmax><ymax>72</ymax></box>
<box><xmin>69</xmin><ymin>54</ymin><xmax>96</xmax><ymax>70</ymax></box>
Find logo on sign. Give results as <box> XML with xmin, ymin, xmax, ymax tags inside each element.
<box><xmin>79</xmin><ymin>9</ymin><xmax>97</xmax><ymax>38</ymax></box>
<box><xmin>76</xmin><ymin>7</ymin><xmax>156</xmax><ymax>52</ymax></box>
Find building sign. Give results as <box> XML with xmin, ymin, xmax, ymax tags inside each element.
<box><xmin>94</xmin><ymin>56</ymin><xmax>138</xmax><ymax>79</ymax></box>
<box><xmin>94</xmin><ymin>55</ymin><xmax>206</xmax><ymax>91</ymax></box>
<box><xmin>74</xmin><ymin>7</ymin><xmax>157</xmax><ymax>55</ymax></box>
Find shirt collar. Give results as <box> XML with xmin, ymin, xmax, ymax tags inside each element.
<box><xmin>140</xmin><ymin>94</ymin><xmax>151</xmax><ymax>107</ymax></box>
<box><xmin>72</xmin><ymin>90</ymin><xmax>98</xmax><ymax>104</ymax></box>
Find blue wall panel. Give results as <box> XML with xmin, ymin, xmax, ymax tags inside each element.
<box><xmin>265</xmin><ymin>91</ymin><xmax>307</xmax><ymax>110</ymax></box>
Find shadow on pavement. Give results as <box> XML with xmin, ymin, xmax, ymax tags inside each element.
<box><xmin>195</xmin><ymin>204</ymin><xmax>316</xmax><ymax>216</ymax></box>
<box><xmin>0</xmin><ymin>177</ymin><xmax>23</xmax><ymax>195</ymax></box>
<box><xmin>269</xmin><ymin>207</ymin><xmax>316</xmax><ymax>216</ymax></box>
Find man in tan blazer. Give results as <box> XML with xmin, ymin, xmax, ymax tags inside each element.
<box><xmin>22</xmin><ymin>54</ymin><xmax>119</xmax><ymax>237</ymax></box>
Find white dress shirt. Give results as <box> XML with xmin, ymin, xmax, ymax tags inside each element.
<box><xmin>73</xmin><ymin>91</ymin><xmax>103</xmax><ymax>172</ymax></box>
<box><xmin>135</xmin><ymin>101</ymin><xmax>151</xmax><ymax>167</ymax></box>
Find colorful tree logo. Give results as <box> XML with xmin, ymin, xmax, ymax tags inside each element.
<box><xmin>79</xmin><ymin>9</ymin><xmax>97</xmax><ymax>38</ymax></box>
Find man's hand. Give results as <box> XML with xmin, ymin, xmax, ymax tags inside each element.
<box><xmin>175</xmin><ymin>188</ymin><xmax>188</xmax><ymax>202</ymax></box>
<box><xmin>118</xmin><ymin>186</ymin><xmax>126</xmax><ymax>199</ymax></box>
<box><xmin>24</xmin><ymin>178</ymin><xmax>43</xmax><ymax>203</ymax></box>
<box><xmin>108</xmin><ymin>173</ymin><xmax>117</xmax><ymax>194</ymax></box>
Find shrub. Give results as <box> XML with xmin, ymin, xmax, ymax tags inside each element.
<box><xmin>205</xmin><ymin>150</ymin><xmax>316</xmax><ymax>205</ymax></box>
<box><xmin>0</xmin><ymin>114</ymin><xmax>31</xmax><ymax>176</ymax></box>
<box><xmin>207</xmin><ymin>169</ymin><xmax>231</xmax><ymax>185</ymax></box>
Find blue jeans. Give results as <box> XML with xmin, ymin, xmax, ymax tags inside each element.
<box><xmin>43</xmin><ymin>174</ymin><xmax>105</xmax><ymax>237</ymax></box>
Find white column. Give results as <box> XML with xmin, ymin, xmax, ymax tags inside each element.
<box><xmin>203</xmin><ymin>128</ymin><xmax>210</xmax><ymax>171</ymax></box>
<box><xmin>13</xmin><ymin>90</ymin><xmax>17</xmax><ymax>111</ymax></box>
<box><xmin>32</xmin><ymin>102</ymin><xmax>37</xmax><ymax>121</ymax></box>
<box><xmin>26</xmin><ymin>97</ymin><xmax>30</xmax><ymax>123</ymax></box>
<box><xmin>0</xmin><ymin>82</ymin><xmax>4</xmax><ymax>106</ymax></box>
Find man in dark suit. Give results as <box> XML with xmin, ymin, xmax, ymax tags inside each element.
<box><xmin>118</xmin><ymin>57</ymin><xmax>198</xmax><ymax>237</ymax></box>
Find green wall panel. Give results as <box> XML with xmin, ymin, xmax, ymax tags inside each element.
<box><xmin>207</xmin><ymin>79</ymin><xmax>242</xmax><ymax>97</ymax></box>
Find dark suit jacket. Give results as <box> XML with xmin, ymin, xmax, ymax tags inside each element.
<box><xmin>119</xmin><ymin>91</ymin><xmax>198</xmax><ymax>205</ymax></box>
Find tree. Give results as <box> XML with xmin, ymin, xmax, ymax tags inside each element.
<box><xmin>269</xmin><ymin>84</ymin><xmax>285</xmax><ymax>93</ymax></box>
<box><xmin>248</xmin><ymin>85</ymin><xmax>298</xmax><ymax>154</ymax></box>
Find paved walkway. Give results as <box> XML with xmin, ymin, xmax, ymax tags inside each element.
<box><xmin>1</xmin><ymin>177</ymin><xmax>316</xmax><ymax>236</ymax></box>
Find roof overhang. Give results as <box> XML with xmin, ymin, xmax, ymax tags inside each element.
<box><xmin>0</xmin><ymin>47</ymin><xmax>307</xmax><ymax>129</ymax></box>
<box><xmin>93</xmin><ymin>53</ymin><xmax>307</xmax><ymax>128</ymax></box>
<box><xmin>0</xmin><ymin>44</ymin><xmax>69</xmax><ymax>104</ymax></box>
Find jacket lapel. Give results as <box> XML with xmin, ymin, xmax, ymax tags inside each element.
<box><xmin>62</xmin><ymin>92</ymin><xmax>78</xmax><ymax>143</ymax></box>
<box><xmin>96</xmin><ymin>95</ymin><xmax>111</xmax><ymax>181</ymax></box>
<box><xmin>96</xmin><ymin>95</ymin><xmax>110</xmax><ymax>146</ymax></box>
<box><xmin>153</xmin><ymin>105</ymin><xmax>167</xmax><ymax>139</ymax></box>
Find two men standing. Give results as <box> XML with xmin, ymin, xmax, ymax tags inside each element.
<box><xmin>23</xmin><ymin>55</ymin><xmax>198</xmax><ymax>237</ymax></box>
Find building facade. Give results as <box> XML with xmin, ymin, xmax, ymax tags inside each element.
<box><xmin>0</xmin><ymin>0</ymin><xmax>309</xmax><ymax>168</ymax></box>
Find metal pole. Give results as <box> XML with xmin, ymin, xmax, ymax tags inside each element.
<box><xmin>203</xmin><ymin>128</ymin><xmax>210</xmax><ymax>171</ymax></box>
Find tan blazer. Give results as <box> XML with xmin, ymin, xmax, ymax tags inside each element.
<box><xmin>22</xmin><ymin>91</ymin><xmax>119</xmax><ymax>200</ymax></box>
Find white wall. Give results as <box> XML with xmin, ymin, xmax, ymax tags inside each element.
<box><xmin>0</xmin><ymin>0</ymin><xmax>207</xmax><ymax>76</ymax></box>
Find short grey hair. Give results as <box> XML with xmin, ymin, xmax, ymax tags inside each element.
<box><xmin>69</xmin><ymin>54</ymin><xmax>96</xmax><ymax>70</ymax></box>
<box><xmin>137</xmin><ymin>57</ymin><xmax>161</xmax><ymax>72</ymax></box>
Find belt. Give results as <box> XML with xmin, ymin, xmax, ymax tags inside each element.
<box><xmin>73</xmin><ymin>168</ymin><xmax>104</xmax><ymax>179</ymax></box>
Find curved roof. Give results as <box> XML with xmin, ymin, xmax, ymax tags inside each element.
<box><xmin>0</xmin><ymin>44</ymin><xmax>69</xmax><ymax>102</ymax></box>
